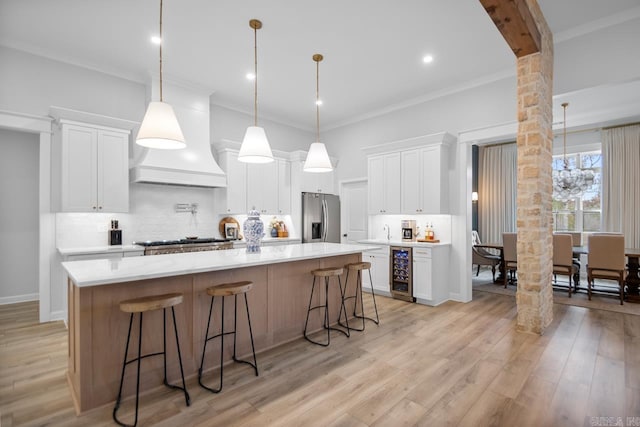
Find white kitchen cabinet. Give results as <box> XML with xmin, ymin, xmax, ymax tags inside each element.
<box><xmin>247</xmin><ymin>161</ymin><xmax>279</xmax><ymax>214</ymax></box>
<box><xmin>300</xmin><ymin>168</ymin><xmax>335</xmax><ymax>194</ymax></box>
<box><xmin>367</xmin><ymin>153</ymin><xmax>400</xmax><ymax>214</ymax></box>
<box><xmin>401</xmin><ymin>146</ymin><xmax>449</xmax><ymax>214</ymax></box>
<box><xmin>218</xmin><ymin>150</ymin><xmax>247</xmax><ymax>214</ymax></box>
<box><xmin>419</xmin><ymin>145</ymin><xmax>449</xmax><ymax>214</ymax></box>
<box><xmin>277</xmin><ymin>159</ymin><xmax>291</xmax><ymax>214</ymax></box>
<box><xmin>413</xmin><ymin>245</ymin><xmax>450</xmax><ymax>306</ymax></box>
<box><xmin>55</xmin><ymin>121</ymin><xmax>129</xmax><ymax>212</ymax></box>
<box><xmin>362</xmin><ymin>247</ymin><xmax>390</xmax><ymax>295</ymax></box>
<box><xmin>215</xmin><ymin>148</ymin><xmax>290</xmax><ymax>215</ymax></box>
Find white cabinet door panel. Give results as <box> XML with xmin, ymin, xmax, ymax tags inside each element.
<box><xmin>62</xmin><ymin>125</ymin><xmax>97</xmax><ymax>212</ymax></box>
<box><xmin>97</xmin><ymin>130</ymin><xmax>129</xmax><ymax>212</ymax></box>
<box><xmin>247</xmin><ymin>161</ymin><xmax>278</xmax><ymax>214</ymax></box>
<box><xmin>277</xmin><ymin>159</ymin><xmax>291</xmax><ymax>214</ymax></box>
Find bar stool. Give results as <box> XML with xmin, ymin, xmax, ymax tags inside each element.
<box><xmin>303</xmin><ymin>267</ymin><xmax>350</xmax><ymax>346</ymax></box>
<box><xmin>113</xmin><ymin>293</ymin><xmax>190</xmax><ymax>427</ymax></box>
<box><xmin>199</xmin><ymin>281</ymin><xmax>258</xmax><ymax>393</ymax></box>
<box><xmin>339</xmin><ymin>262</ymin><xmax>380</xmax><ymax>332</ymax></box>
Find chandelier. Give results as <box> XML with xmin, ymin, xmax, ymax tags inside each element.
<box><xmin>552</xmin><ymin>102</ymin><xmax>595</xmax><ymax>202</ymax></box>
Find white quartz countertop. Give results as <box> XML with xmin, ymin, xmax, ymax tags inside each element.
<box><xmin>62</xmin><ymin>242</ymin><xmax>380</xmax><ymax>287</ymax></box>
<box><xmin>358</xmin><ymin>239</ymin><xmax>451</xmax><ymax>247</ymax></box>
<box><xmin>58</xmin><ymin>244</ymin><xmax>145</xmax><ymax>256</ymax></box>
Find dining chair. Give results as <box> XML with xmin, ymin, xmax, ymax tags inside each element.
<box><xmin>502</xmin><ymin>232</ymin><xmax>517</xmax><ymax>288</ymax></box>
<box><xmin>587</xmin><ymin>234</ymin><xmax>626</xmax><ymax>305</ymax></box>
<box><xmin>471</xmin><ymin>230</ymin><xmax>501</xmax><ymax>281</ymax></box>
<box><xmin>552</xmin><ymin>233</ymin><xmax>578</xmax><ymax>297</ymax></box>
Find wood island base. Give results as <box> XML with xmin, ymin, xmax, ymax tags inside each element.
<box><xmin>67</xmin><ymin>253</ymin><xmax>360</xmax><ymax>414</ymax></box>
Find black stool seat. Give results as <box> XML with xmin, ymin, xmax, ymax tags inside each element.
<box><xmin>340</xmin><ymin>262</ymin><xmax>380</xmax><ymax>332</ymax></box>
<box><xmin>304</xmin><ymin>267</ymin><xmax>350</xmax><ymax>346</ymax></box>
<box><xmin>199</xmin><ymin>281</ymin><xmax>258</xmax><ymax>394</ymax></box>
<box><xmin>113</xmin><ymin>293</ymin><xmax>190</xmax><ymax>427</ymax></box>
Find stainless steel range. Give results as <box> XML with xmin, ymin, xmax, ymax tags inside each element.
<box><xmin>134</xmin><ymin>238</ymin><xmax>234</xmax><ymax>255</ymax></box>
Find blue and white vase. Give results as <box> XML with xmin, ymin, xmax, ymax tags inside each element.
<box><xmin>243</xmin><ymin>208</ymin><xmax>264</xmax><ymax>253</ymax></box>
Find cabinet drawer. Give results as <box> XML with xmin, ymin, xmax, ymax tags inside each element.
<box><xmin>413</xmin><ymin>247</ymin><xmax>432</xmax><ymax>258</ymax></box>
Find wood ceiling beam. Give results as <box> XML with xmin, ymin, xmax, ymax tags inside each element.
<box><xmin>479</xmin><ymin>0</ymin><xmax>541</xmax><ymax>57</ymax></box>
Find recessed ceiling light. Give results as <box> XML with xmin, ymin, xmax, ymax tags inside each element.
<box><xmin>151</xmin><ymin>36</ymin><xmax>162</xmax><ymax>45</ymax></box>
<box><xmin>246</xmin><ymin>72</ymin><xmax>256</xmax><ymax>80</ymax></box>
<box><xmin>315</xmin><ymin>99</ymin><xmax>323</xmax><ymax>106</ymax></box>
<box><xmin>423</xmin><ymin>55</ymin><xmax>434</xmax><ymax>64</ymax></box>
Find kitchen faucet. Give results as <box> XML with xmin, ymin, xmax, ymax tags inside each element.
<box><xmin>383</xmin><ymin>224</ymin><xmax>390</xmax><ymax>241</ymax></box>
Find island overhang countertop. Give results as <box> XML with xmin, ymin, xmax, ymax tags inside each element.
<box><xmin>62</xmin><ymin>242</ymin><xmax>381</xmax><ymax>287</ymax></box>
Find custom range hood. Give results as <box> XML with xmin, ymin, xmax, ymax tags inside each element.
<box><xmin>131</xmin><ymin>79</ymin><xmax>226</xmax><ymax>187</ymax></box>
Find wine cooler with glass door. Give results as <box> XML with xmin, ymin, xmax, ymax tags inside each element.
<box><xmin>390</xmin><ymin>246</ymin><xmax>414</xmax><ymax>302</ymax></box>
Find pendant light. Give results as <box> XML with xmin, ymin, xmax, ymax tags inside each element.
<box><xmin>238</xmin><ymin>19</ymin><xmax>274</xmax><ymax>164</ymax></box>
<box><xmin>303</xmin><ymin>54</ymin><xmax>333</xmax><ymax>173</ymax></box>
<box><xmin>136</xmin><ymin>0</ymin><xmax>186</xmax><ymax>150</ymax></box>
<box><xmin>551</xmin><ymin>102</ymin><xmax>595</xmax><ymax>201</ymax></box>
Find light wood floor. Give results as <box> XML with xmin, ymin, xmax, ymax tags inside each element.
<box><xmin>1</xmin><ymin>291</ymin><xmax>640</xmax><ymax>426</ymax></box>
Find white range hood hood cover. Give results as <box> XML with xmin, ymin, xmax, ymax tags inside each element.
<box><xmin>131</xmin><ymin>80</ymin><xmax>226</xmax><ymax>187</ymax></box>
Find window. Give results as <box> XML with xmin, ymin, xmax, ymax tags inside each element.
<box><xmin>552</xmin><ymin>151</ymin><xmax>602</xmax><ymax>234</ymax></box>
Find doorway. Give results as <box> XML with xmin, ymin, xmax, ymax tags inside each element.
<box><xmin>0</xmin><ymin>129</ymin><xmax>39</xmax><ymax>304</ymax></box>
<box><xmin>340</xmin><ymin>179</ymin><xmax>368</xmax><ymax>243</ymax></box>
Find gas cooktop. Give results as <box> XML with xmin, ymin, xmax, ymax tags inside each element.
<box><xmin>134</xmin><ymin>238</ymin><xmax>231</xmax><ymax>247</ymax></box>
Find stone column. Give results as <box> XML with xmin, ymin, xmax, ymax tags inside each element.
<box><xmin>515</xmin><ymin>0</ymin><xmax>554</xmax><ymax>334</ymax></box>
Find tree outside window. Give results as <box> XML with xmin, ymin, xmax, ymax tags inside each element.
<box><xmin>552</xmin><ymin>151</ymin><xmax>601</xmax><ymax>236</ymax></box>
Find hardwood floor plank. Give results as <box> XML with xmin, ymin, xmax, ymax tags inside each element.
<box><xmin>1</xmin><ymin>293</ymin><xmax>638</xmax><ymax>426</ymax></box>
<box><xmin>586</xmin><ymin>355</ymin><xmax>626</xmax><ymax>419</ymax></box>
<box><xmin>370</xmin><ymin>398</ymin><xmax>427</xmax><ymax>427</ymax></box>
<box><xmin>548</xmin><ymin>378</ymin><xmax>590</xmax><ymax>426</ymax></box>
<box><xmin>624</xmin><ymin>314</ymin><xmax>640</xmax><ymax>390</ymax></box>
<box><xmin>419</xmin><ymin>359</ymin><xmax>503</xmax><ymax>426</ymax></box>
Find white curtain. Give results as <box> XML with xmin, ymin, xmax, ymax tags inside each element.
<box><xmin>478</xmin><ymin>143</ymin><xmax>517</xmax><ymax>244</ymax></box>
<box><xmin>602</xmin><ymin>124</ymin><xmax>640</xmax><ymax>247</ymax></box>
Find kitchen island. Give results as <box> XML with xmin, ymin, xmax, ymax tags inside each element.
<box><xmin>62</xmin><ymin>243</ymin><xmax>378</xmax><ymax>414</ymax></box>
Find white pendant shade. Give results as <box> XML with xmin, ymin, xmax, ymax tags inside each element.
<box><xmin>136</xmin><ymin>101</ymin><xmax>186</xmax><ymax>150</ymax></box>
<box><xmin>238</xmin><ymin>126</ymin><xmax>274</xmax><ymax>163</ymax></box>
<box><xmin>304</xmin><ymin>142</ymin><xmax>333</xmax><ymax>172</ymax></box>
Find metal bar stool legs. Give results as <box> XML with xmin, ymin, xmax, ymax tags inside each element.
<box><xmin>113</xmin><ymin>293</ymin><xmax>190</xmax><ymax>427</ymax></box>
<box><xmin>199</xmin><ymin>282</ymin><xmax>258</xmax><ymax>394</ymax></box>
<box><xmin>340</xmin><ymin>263</ymin><xmax>380</xmax><ymax>332</ymax></box>
<box><xmin>304</xmin><ymin>268</ymin><xmax>350</xmax><ymax>346</ymax></box>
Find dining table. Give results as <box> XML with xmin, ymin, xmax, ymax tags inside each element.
<box><xmin>474</xmin><ymin>242</ymin><xmax>640</xmax><ymax>303</ymax></box>
<box><xmin>572</xmin><ymin>246</ymin><xmax>640</xmax><ymax>303</ymax></box>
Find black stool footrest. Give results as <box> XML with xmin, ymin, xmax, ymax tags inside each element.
<box><xmin>199</xmin><ymin>291</ymin><xmax>259</xmax><ymax>394</ymax></box>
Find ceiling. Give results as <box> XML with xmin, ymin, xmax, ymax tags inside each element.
<box><xmin>1</xmin><ymin>0</ymin><xmax>639</xmax><ymax>131</ymax></box>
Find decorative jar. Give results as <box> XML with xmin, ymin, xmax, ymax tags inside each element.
<box><xmin>270</xmin><ymin>227</ymin><xmax>278</xmax><ymax>238</ymax></box>
<box><xmin>243</xmin><ymin>208</ymin><xmax>264</xmax><ymax>253</ymax></box>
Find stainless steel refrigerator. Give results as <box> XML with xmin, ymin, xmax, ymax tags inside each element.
<box><xmin>302</xmin><ymin>192</ymin><xmax>341</xmax><ymax>243</ymax></box>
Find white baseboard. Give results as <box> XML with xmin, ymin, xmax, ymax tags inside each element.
<box><xmin>0</xmin><ymin>293</ymin><xmax>38</xmax><ymax>305</ymax></box>
<box><xmin>50</xmin><ymin>310</ymin><xmax>66</xmax><ymax>325</ymax></box>
<box><xmin>449</xmin><ymin>292</ymin><xmax>471</xmax><ymax>303</ymax></box>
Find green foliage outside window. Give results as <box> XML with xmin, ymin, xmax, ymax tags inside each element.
<box><xmin>552</xmin><ymin>152</ymin><xmax>601</xmax><ymax>234</ymax></box>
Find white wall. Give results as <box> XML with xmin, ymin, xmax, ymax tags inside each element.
<box><xmin>324</xmin><ymin>77</ymin><xmax>517</xmax><ymax>183</ymax></box>
<box><xmin>553</xmin><ymin>18</ymin><xmax>640</xmax><ymax>95</ymax></box>
<box><xmin>210</xmin><ymin>104</ymin><xmax>313</xmax><ymax>153</ymax></box>
<box><xmin>0</xmin><ymin>129</ymin><xmax>39</xmax><ymax>303</ymax></box>
<box><xmin>0</xmin><ymin>46</ymin><xmax>145</xmax><ymax>121</ymax></box>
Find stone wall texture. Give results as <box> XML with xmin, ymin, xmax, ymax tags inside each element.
<box><xmin>515</xmin><ymin>0</ymin><xmax>554</xmax><ymax>334</ymax></box>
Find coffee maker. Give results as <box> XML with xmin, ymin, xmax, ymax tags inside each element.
<box><xmin>401</xmin><ymin>220</ymin><xmax>417</xmax><ymax>242</ymax></box>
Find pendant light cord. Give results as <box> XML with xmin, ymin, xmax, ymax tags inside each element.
<box><xmin>316</xmin><ymin>59</ymin><xmax>320</xmax><ymax>142</ymax></box>
<box><xmin>253</xmin><ymin>24</ymin><xmax>258</xmax><ymax>126</ymax></box>
<box><xmin>562</xmin><ymin>102</ymin><xmax>568</xmax><ymax>169</ymax></box>
<box><xmin>159</xmin><ymin>0</ymin><xmax>164</xmax><ymax>102</ymax></box>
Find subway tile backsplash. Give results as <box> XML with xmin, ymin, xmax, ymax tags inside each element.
<box><xmin>56</xmin><ymin>183</ymin><xmax>220</xmax><ymax>248</ymax></box>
